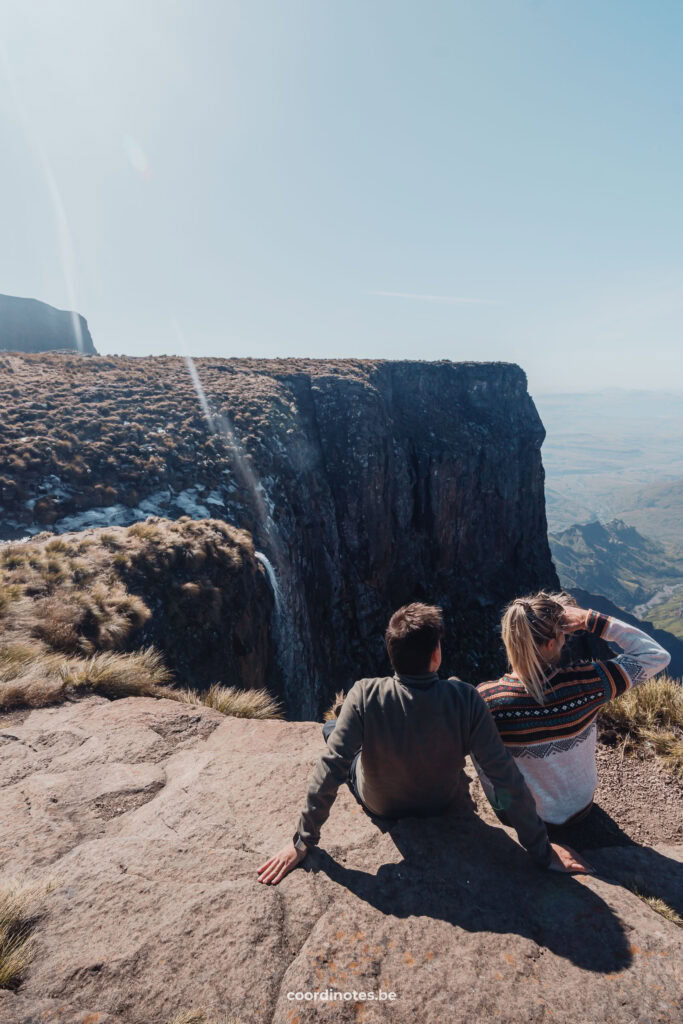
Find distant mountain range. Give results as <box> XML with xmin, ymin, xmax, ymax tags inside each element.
<box><xmin>538</xmin><ymin>389</ymin><xmax>683</xmax><ymax>656</ymax></box>
<box><xmin>536</xmin><ymin>390</ymin><xmax>683</xmax><ymax>549</ymax></box>
<box><xmin>550</xmin><ymin>518</ymin><xmax>683</xmax><ymax>642</ymax></box>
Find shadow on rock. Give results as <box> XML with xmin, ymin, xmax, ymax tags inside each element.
<box><xmin>309</xmin><ymin>809</ymin><xmax>634</xmax><ymax>974</ymax></box>
<box><xmin>544</xmin><ymin>802</ymin><xmax>683</xmax><ymax>915</ymax></box>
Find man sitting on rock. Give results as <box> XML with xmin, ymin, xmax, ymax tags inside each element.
<box><xmin>257</xmin><ymin>602</ymin><xmax>589</xmax><ymax>885</ymax></box>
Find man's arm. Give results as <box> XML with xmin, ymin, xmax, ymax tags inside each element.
<box><xmin>467</xmin><ymin>688</ymin><xmax>591</xmax><ymax>872</ymax></box>
<box><xmin>257</xmin><ymin>681</ymin><xmax>364</xmax><ymax>885</ymax></box>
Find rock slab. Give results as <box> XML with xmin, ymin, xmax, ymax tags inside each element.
<box><xmin>0</xmin><ymin>697</ymin><xmax>681</xmax><ymax>1024</ymax></box>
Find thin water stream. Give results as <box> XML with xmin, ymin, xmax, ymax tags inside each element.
<box><xmin>182</xmin><ymin>350</ymin><xmax>295</xmax><ymax>708</ymax></box>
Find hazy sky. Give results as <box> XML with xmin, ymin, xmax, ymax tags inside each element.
<box><xmin>1</xmin><ymin>0</ymin><xmax>682</xmax><ymax>394</ymax></box>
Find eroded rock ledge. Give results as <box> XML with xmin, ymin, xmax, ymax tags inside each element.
<box><xmin>1</xmin><ymin>697</ymin><xmax>681</xmax><ymax>1024</ymax></box>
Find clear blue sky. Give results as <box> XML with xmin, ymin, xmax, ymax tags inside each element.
<box><xmin>1</xmin><ymin>0</ymin><xmax>682</xmax><ymax>393</ymax></box>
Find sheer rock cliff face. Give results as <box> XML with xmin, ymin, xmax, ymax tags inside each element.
<box><xmin>0</xmin><ymin>293</ymin><xmax>97</xmax><ymax>354</ymax></box>
<box><xmin>248</xmin><ymin>360</ymin><xmax>559</xmax><ymax>718</ymax></box>
<box><xmin>0</xmin><ymin>356</ymin><xmax>558</xmax><ymax>718</ymax></box>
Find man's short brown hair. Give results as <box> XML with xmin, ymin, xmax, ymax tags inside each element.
<box><xmin>385</xmin><ymin>602</ymin><xmax>444</xmax><ymax>675</ymax></box>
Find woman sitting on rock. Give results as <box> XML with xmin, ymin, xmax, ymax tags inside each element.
<box><xmin>474</xmin><ymin>594</ymin><xmax>671</xmax><ymax>832</ymax></box>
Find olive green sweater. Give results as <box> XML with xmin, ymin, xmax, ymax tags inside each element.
<box><xmin>296</xmin><ymin>672</ymin><xmax>552</xmax><ymax>866</ymax></box>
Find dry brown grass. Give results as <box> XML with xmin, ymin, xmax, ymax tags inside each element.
<box><xmin>0</xmin><ymin>879</ymin><xmax>54</xmax><ymax>989</ymax></box>
<box><xmin>622</xmin><ymin>877</ymin><xmax>683</xmax><ymax>928</ymax></box>
<box><xmin>176</xmin><ymin>684</ymin><xmax>283</xmax><ymax>720</ymax></box>
<box><xmin>0</xmin><ymin>648</ymin><xmax>172</xmax><ymax>710</ymax></box>
<box><xmin>600</xmin><ymin>675</ymin><xmax>683</xmax><ymax>774</ymax></box>
<box><xmin>323</xmin><ymin>689</ymin><xmax>346</xmax><ymax>722</ymax></box>
<box><xmin>0</xmin><ymin>518</ymin><xmax>278</xmax><ymax>718</ymax></box>
<box><xmin>30</xmin><ymin>585</ymin><xmax>151</xmax><ymax>656</ymax></box>
<box><xmin>0</xmin><ymin>352</ymin><xmax>362</xmax><ymax>534</ymax></box>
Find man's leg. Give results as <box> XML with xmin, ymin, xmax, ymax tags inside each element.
<box><xmin>321</xmin><ymin>721</ymin><xmax>371</xmax><ymax>815</ymax></box>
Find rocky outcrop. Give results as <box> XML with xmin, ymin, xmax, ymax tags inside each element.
<box><xmin>0</xmin><ymin>356</ymin><xmax>557</xmax><ymax>717</ymax></box>
<box><xmin>0</xmin><ymin>696</ymin><xmax>681</xmax><ymax>1024</ymax></box>
<box><xmin>0</xmin><ymin>519</ymin><xmax>274</xmax><ymax>696</ymax></box>
<box><xmin>0</xmin><ymin>294</ymin><xmax>97</xmax><ymax>355</ymax></box>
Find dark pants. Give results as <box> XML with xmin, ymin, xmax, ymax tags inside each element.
<box><xmin>322</xmin><ymin>719</ymin><xmax>384</xmax><ymax>820</ymax></box>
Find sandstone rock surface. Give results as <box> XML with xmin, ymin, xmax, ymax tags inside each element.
<box><xmin>1</xmin><ymin>697</ymin><xmax>681</xmax><ymax>1024</ymax></box>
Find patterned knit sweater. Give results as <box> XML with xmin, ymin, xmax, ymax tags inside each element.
<box><xmin>474</xmin><ymin>612</ymin><xmax>672</xmax><ymax>825</ymax></box>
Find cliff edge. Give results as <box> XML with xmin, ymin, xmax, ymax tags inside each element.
<box><xmin>0</xmin><ymin>356</ymin><xmax>557</xmax><ymax>717</ymax></box>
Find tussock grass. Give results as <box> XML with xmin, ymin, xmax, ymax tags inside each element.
<box><xmin>622</xmin><ymin>877</ymin><xmax>683</xmax><ymax>927</ymax></box>
<box><xmin>0</xmin><ymin>648</ymin><xmax>172</xmax><ymax>711</ymax></box>
<box><xmin>323</xmin><ymin>689</ymin><xmax>346</xmax><ymax>722</ymax></box>
<box><xmin>31</xmin><ymin>583</ymin><xmax>152</xmax><ymax>656</ymax></box>
<box><xmin>600</xmin><ymin>675</ymin><xmax>683</xmax><ymax>773</ymax></box>
<box><xmin>602</xmin><ymin>675</ymin><xmax>683</xmax><ymax>732</ymax></box>
<box><xmin>0</xmin><ymin>879</ymin><xmax>54</xmax><ymax>989</ymax></box>
<box><xmin>58</xmin><ymin>648</ymin><xmax>173</xmax><ymax>699</ymax></box>
<box><xmin>0</xmin><ymin>518</ymin><xmax>278</xmax><ymax>718</ymax></box>
<box><xmin>176</xmin><ymin>684</ymin><xmax>283</xmax><ymax>720</ymax></box>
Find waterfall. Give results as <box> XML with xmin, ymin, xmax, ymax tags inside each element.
<box><xmin>179</xmin><ymin>345</ymin><xmax>297</xmax><ymax>708</ymax></box>
<box><xmin>255</xmin><ymin>551</ymin><xmax>283</xmax><ymax>615</ymax></box>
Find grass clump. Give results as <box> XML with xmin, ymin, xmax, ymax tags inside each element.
<box><xmin>31</xmin><ymin>584</ymin><xmax>151</xmax><ymax>655</ymax></box>
<box><xmin>0</xmin><ymin>879</ymin><xmax>54</xmax><ymax>989</ymax></box>
<box><xmin>0</xmin><ymin>518</ymin><xmax>277</xmax><ymax>718</ymax></box>
<box><xmin>0</xmin><ymin>582</ymin><xmax>21</xmax><ymax>616</ymax></box>
<box><xmin>0</xmin><ymin>648</ymin><xmax>172</xmax><ymax>711</ymax></box>
<box><xmin>600</xmin><ymin>675</ymin><xmax>683</xmax><ymax>774</ymax></box>
<box><xmin>323</xmin><ymin>689</ymin><xmax>346</xmax><ymax>722</ymax></box>
<box><xmin>622</xmin><ymin>877</ymin><xmax>683</xmax><ymax>928</ymax></box>
<box><xmin>176</xmin><ymin>684</ymin><xmax>283</xmax><ymax>720</ymax></box>
<box><xmin>58</xmin><ymin>648</ymin><xmax>172</xmax><ymax>699</ymax></box>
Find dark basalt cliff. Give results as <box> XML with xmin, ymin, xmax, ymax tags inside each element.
<box><xmin>0</xmin><ymin>293</ymin><xmax>97</xmax><ymax>355</ymax></box>
<box><xmin>0</xmin><ymin>355</ymin><xmax>558</xmax><ymax>718</ymax></box>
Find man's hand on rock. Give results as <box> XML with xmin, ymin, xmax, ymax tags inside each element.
<box><xmin>257</xmin><ymin>841</ymin><xmax>307</xmax><ymax>885</ymax></box>
<box><xmin>548</xmin><ymin>842</ymin><xmax>594</xmax><ymax>874</ymax></box>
